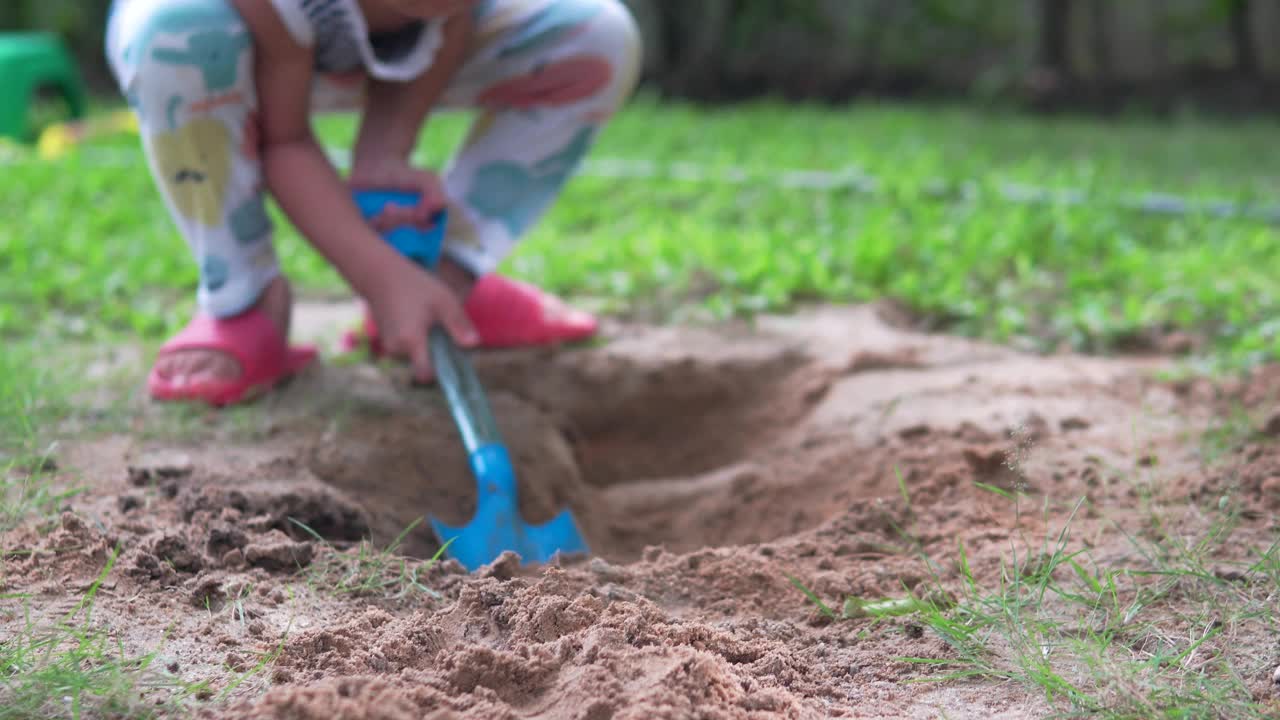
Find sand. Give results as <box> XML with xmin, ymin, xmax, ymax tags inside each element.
<box><xmin>5</xmin><ymin>302</ymin><xmax>1278</xmax><ymax>718</ymax></box>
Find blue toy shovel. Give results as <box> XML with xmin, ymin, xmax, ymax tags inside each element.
<box><xmin>353</xmin><ymin>190</ymin><xmax>591</xmax><ymax>572</ymax></box>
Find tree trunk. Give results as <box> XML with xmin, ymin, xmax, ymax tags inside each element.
<box><xmin>0</xmin><ymin>0</ymin><xmax>31</xmax><ymax>30</ymax></box>
<box><xmin>1149</xmin><ymin>0</ymin><xmax>1171</xmax><ymax>110</ymax></box>
<box><xmin>654</xmin><ymin>0</ymin><xmax>685</xmax><ymax>77</ymax></box>
<box><xmin>1039</xmin><ymin>0</ymin><xmax>1074</xmax><ymax>79</ymax></box>
<box><xmin>1228</xmin><ymin>0</ymin><xmax>1258</xmax><ymax>77</ymax></box>
<box><xmin>681</xmin><ymin>0</ymin><xmax>735</xmax><ymax>97</ymax></box>
<box><xmin>1089</xmin><ymin>0</ymin><xmax>1111</xmax><ymax>86</ymax></box>
<box><xmin>860</xmin><ymin>0</ymin><xmax>895</xmax><ymax>88</ymax></box>
<box><xmin>649</xmin><ymin>0</ymin><xmax>735</xmax><ymax>99</ymax></box>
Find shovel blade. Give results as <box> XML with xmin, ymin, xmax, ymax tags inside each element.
<box><xmin>431</xmin><ymin>509</ymin><xmax>589</xmax><ymax>572</ymax></box>
<box><xmin>523</xmin><ymin>509</ymin><xmax>591</xmax><ymax>564</ymax></box>
<box><xmin>430</xmin><ymin>444</ymin><xmax>589</xmax><ymax>572</ymax></box>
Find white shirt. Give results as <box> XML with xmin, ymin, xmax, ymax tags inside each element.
<box><xmin>268</xmin><ymin>0</ymin><xmax>443</xmax><ymax>81</ymax></box>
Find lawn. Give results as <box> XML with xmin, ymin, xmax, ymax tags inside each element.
<box><xmin>3</xmin><ymin>97</ymin><xmax>1280</xmax><ymax>720</ymax></box>
<box><xmin>2</xmin><ymin>96</ymin><xmax>1279</xmax><ymax>362</ymax></box>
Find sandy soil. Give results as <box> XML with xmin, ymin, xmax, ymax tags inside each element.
<box><xmin>5</xmin><ymin>302</ymin><xmax>1279</xmax><ymax>719</ymax></box>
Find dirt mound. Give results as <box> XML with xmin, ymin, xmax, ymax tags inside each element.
<box><xmin>213</xmin><ymin>567</ymin><xmax>881</xmax><ymax>720</ymax></box>
<box><xmin>11</xmin><ymin>302</ymin><xmax>1275</xmax><ymax>718</ymax></box>
<box><xmin>207</xmin><ymin>532</ymin><xmax>1026</xmax><ymax>719</ymax></box>
<box><xmin>2</xmin><ymin>512</ymin><xmax>116</xmax><ymax>594</ymax></box>
<box><xmin>1179</xmin><ymin>363</ymin><xmax>1280</xmax><ymax>516</ymax></box>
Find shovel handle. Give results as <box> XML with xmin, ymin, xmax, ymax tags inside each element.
<box><xmin>353</xmin><ymin>189</ymin><xmax>504</xmax><ymax>453</ymax></box>
<box><xmin>428</xmin><ymin>324</ymin><xmax>504</xmax><ymax>452</ymax></box>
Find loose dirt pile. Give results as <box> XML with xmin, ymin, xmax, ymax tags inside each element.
<box><xmin>5</xmin><ymin>302</ymin><xmax>1278</xmax><ymax>718</ymax></box>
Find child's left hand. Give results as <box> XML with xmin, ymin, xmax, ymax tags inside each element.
<box><xmin>348</xmin><ymin>158</ymin><xmax>448</xmax><ymax>231</ymax></box>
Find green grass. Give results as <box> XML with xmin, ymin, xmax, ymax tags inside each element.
<box><xmin>2</xmin><ymin>96</ymin><xmax>1279</xmax><ymax>367</ymax></box>
<box><xmin>1</xmin><ymin>343</ymin><xmax>71</xmax><ymax>453</ymax></box>
<box><xmin>290</xmin><ymin>517</ymin><xmax>451</xmax><ymax>604</ymax></box>
<box><xmin>0</xmin><ymin>341</ymin><xmax>86</xmax><ymax>531</ymax></box>
<box><xmin>0</xmin><ymin>549</ymin><xmax>204</xmax><ymax>719</ymax></box>
<box><xmin>0</xmin><ymin>543</ymin><xmax>290</xmax><ymax>719</ymax></box>
<box><xmin>792</xmin><ymin>475</ymin><xmax>1280</xmax><ymax>719</ymax></box>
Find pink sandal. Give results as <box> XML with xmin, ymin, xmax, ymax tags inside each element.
<box><xmin>342</xmin><ymin>274</ymin><xmax>598</xmax><ymax>354</ymax></box>
<box><xmin>147</xmin><ymin>307</ymin><xmax>318</xmax><ymax>407</ymax></box>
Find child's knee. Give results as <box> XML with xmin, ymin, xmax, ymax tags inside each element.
<box><xmin>510</xmin><ymin>0</ymin><xmax>642</xmax><ymax>114</ymax></box>
<box><xmin>583</xmin><ymin>1</ymin><xmax>642</xmax><ymax>67</ymax></box>
<box><xmin>108</xmin><ymin>0</ymin><xmax>252</xmax><ymax>100</ymax></box>
<box><xmin>582</xmin><ymin>1</ymin><xmax>643</xmax><ymax>104</ymax></box>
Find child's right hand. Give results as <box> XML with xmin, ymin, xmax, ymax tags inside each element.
<box><xmin>364</xmin><ymin>255</ymin><xmax>479</xmax><ymax>383</ymax></box>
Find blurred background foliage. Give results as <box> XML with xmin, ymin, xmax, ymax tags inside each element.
<box><xmin>4</xmin><ymin>0</ymin><xmax>1276</xmax><ymax>114</ymax></box>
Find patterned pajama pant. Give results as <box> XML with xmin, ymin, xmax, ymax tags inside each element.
<box><xmin>106</xmin><ymin>0</ymin><xmax>642</xmax><ymax>317</ymax></box>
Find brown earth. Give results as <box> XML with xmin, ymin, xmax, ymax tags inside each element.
<box><xmin>4</xmin><ymin>302</ymin><xmax>1280</xmax><ymax>719</ymax></box>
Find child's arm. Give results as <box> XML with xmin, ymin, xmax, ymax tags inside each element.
<box><xmin>348</xmin><ymin>9</ymin><xmax>476</xmax><ymax>218</ymax></box>
<box><xmin>233</xmin><ymin>0</ymin><xmax>478</xmax><ymax>378</ymax></box>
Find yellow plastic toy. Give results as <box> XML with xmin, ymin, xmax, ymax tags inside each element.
<box><xmin>36</xmin><ymin>110</ymin><xmax>138</xmax><ymax>160</ymax></box>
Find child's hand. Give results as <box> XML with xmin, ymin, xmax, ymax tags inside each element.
<box><xmin>349</xmin><ymin>159</ymin><xmax>448</xmax><ymax>232</ymax></box>
<box><xmin>365</xmin><ymin>254</ymin><xmax>479</xmax><ymax>383</ymax></box>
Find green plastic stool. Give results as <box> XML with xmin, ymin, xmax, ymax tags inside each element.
<box><xmin>0</xmin><ymin>32</ymin><xmax>88</xmax><ymax>143</ymax></box>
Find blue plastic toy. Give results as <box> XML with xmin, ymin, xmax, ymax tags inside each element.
<box><xmin>352</xmin><ymin>190</ymin><xmax>591</xmax><ymax>572</ymax></box>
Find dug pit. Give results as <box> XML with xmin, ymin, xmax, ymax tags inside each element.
<box><xmin>298</xmin><ymin>322</ymin><xmax>834</xmax><ymax>562</ymax></box>
<box><xmin>260</xmin><ymin>303</ymin><xmax>1184</xmax><ymax>570</ymax></box>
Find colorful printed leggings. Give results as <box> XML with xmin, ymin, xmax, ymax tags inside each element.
<box><xmin>106</xmin><ymin>0</ymin><xmax>642</xmax><ymax>318</ymax></box>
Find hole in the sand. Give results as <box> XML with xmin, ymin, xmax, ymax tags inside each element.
<box><xmin>550</xmin><ymin>350</ymin><xmax>821</xmax><ymax>486</ymax></box>
<box><xmin>582</xmin><ymin>702</ymin><xmax>615</xmax><ymax>720</ymax></box>
<box><xmin>301</xmin><ymin>342</ymin><xmax>849</xmax><ymax>562</ymax></box>
<box><xmin>179</xmin><ymin>484</ymin><xmax>370</xmax><ymax>546</ymax></box>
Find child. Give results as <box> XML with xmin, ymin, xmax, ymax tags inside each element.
<box><xmin>105</xmin><ymin>0</ymin><xmax>642</xmax><ymax>405</ymax></box>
